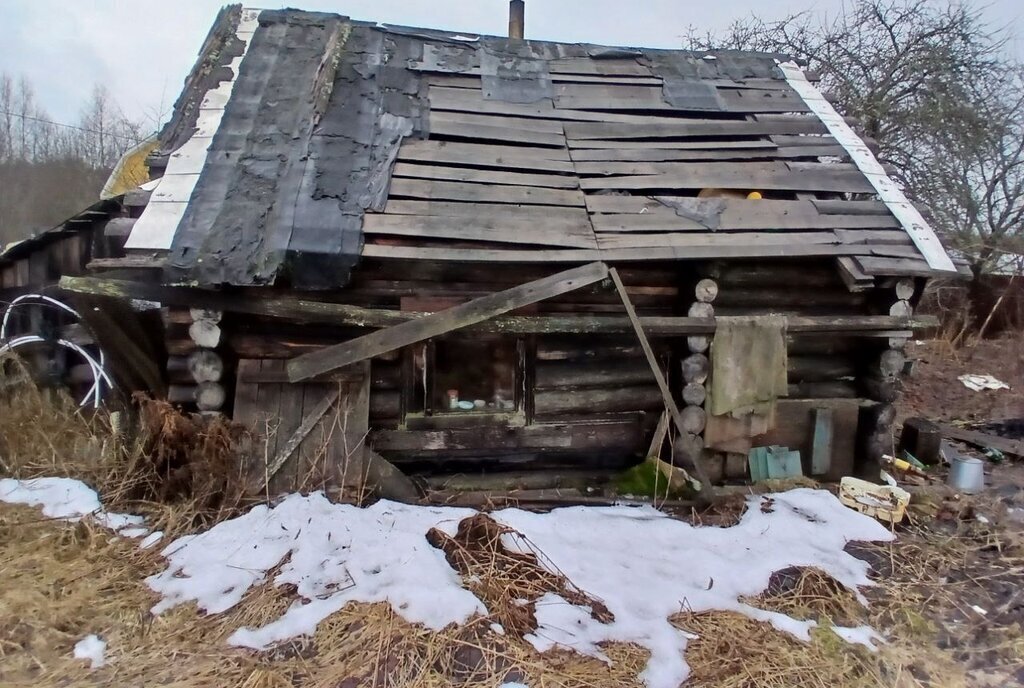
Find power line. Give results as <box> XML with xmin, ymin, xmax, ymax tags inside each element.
<box><xmin>0</xmin><ymin>109</ymin><xmax>144</xmax><ymax>143</ymax></box>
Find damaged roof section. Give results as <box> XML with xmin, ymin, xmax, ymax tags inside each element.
<box><xmin>122</xmin><ymin>6</ymin><xmax>955</xmax><ymax>288</ymax></box>
<box><xmin>164</xmin><ymin>11</ymin><xmax>428</xmax><ymax>288</ymax></box>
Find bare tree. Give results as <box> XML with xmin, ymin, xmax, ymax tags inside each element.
<box><xmin>0</xmin><ymin>72</ymin><xmax>145</xmax><ymax>245</ymax></box>
<box><xmin>686</xmin><ymin>0</ymin><xmax>1024</xmax><ymax>287</ymax></box>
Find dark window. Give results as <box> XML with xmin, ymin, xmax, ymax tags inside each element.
<box><xmin>432</xmin><ymin>336</ymin><xmax>517</xmax><ymax>413</ymax></box>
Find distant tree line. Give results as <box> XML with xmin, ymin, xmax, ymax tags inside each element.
<box><xmin>0</xmin><ymin>73</ymin><xmax>145</xmax><ymax>246</ymax></box>
<box><xmin>686</xmin><ymin>0</ymin><xmax>1024</xmax><ymax>289</ymax></box>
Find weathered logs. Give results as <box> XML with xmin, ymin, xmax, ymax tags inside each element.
<box><xmin>682</xmin><ymin>382</ymin><xmax>707</xmax><ymax>406</ymax></box>
<box><xmin>167</xmin><ymin>384</ymin><xmax>196</xmax><ymax>404</ymax></box>
<box><xmin>681</xmin><ymin>354</ymin><xmax>710</xmax><ymax>384</ymax></box>
<box><xmin>196</xmin><ymin>382</ymin><xmax>226</xmax><ymax>412</ymax></box>
<box><xmin>534</xmin><ymin>385</ymin><xmax>661</xmax><ymax>415</ymax></box>
<box><xmin>879</xmin><ymin>349</ymin><xmax>906</xmax><ymax>379</ymax></box>
<box><xmin>686</xmin><ymin>335</ymin><xmax>710</xmax><ymax>353</ymax></box>
<box><xmin>535</xmin><ymin>360</ymin><xmax>654</xmax><ymax>390</ymax></box>
<box><xmin>188</xmin><ymin>350</ymin><xmax>224</xmax><ymax>383</ymax></box>
<box><xmin>688</xmin><ymin>301</ymin><xmax>715</xmax><ymax>319</ymax></box>
<box><xmin>889</xmin><ymin>300</ymin><xmax>912</xmax><ymax>317</ymax></box>
<box><xmin>680</xmin><ymin>405</ymin><xmax>707</xmax><ymax>434</ymax></box>
<box><xmin>894</xmin><ymin>278</ymin><xmax>915</xmax><ymax>301</ymax></box>
<box><xmin>695</xmin><ymin>278</ymin><xmax>719</xmax><ymax>303</ymax></box>
<box><xmin>189</xmin><ymin>318</ymin><xmax>222</xmax><ymax>349</ymax></box>
<box><xmin>787</xmin><ymin>380</ymin><xmax>859</xmax><ymax>399</ymax></box>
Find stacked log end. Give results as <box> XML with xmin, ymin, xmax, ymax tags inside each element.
<box><xmin>861</xmin><ymin>282</ymin><xmax>913</xmax><ymax>466</ymax></box>
<box><xmin>676</xmin><ymin>278</ymin><xmax>715</xmax><ymax>477</ymax></box>
<box><xmin>164</xmin><ymin>308</ymin><xmax>226</xmax><ymax>413</ymax></box>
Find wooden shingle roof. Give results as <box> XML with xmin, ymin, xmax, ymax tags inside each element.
<box><xmin>120</xmin><ymin>6</ymin><xmax>955</xmax><ymax>288</ymax></box>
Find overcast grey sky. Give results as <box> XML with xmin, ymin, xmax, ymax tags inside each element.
<box><xmin>1</xmin><ymin>0</ymin><xmax>1021</xmax><ymax>129</ymax></box>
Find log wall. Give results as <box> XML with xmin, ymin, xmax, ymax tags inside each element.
<box><xmin>168</xmin><ymin>257</ymin><xmax>919</xmax><ymax>482</ymax></box>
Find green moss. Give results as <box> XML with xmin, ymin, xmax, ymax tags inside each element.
<box><xmin>614</xmin><ymin>458</ymin><xmax>696</xmax><ymax>499</ymax></box>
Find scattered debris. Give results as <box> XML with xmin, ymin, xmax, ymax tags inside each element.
<box><xmin>948</xmin><ymin>455</ymin><xmax>986</xmax><ymax>494</ymax></box>
<box><xmin>839</xmin><ymin>477</ymin><xmax>910</xmax><ymax>523</ymax></box>
<box><xmin>957</xmin><ymin>374</ymin><xmax>1010</xmax><ymax>392</ymax></box>
<box><xmin>748</xmin><ymin>445</ymin><xmax>803</xmax><ymax>482</ymax></box>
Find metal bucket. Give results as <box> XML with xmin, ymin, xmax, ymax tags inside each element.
<box><xmin>948</xmin><ymin>456</ymin><xmax>985</xmax><ymax>494</ymax></box>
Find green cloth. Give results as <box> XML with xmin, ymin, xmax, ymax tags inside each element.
<box><xmin>708</xmin><ymin>315</ymin><xmax>788</xmax><ymax>418</ymax></box>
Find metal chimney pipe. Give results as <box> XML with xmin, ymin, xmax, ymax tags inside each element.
<box><xmin>509</xmin><ymin>0</ymin><xmax>525</xmax><ymax>40</ymax></box>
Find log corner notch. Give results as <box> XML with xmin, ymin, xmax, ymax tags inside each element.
<box><xmin>608</xmin><ymin>267</ymin><xmax>716</xmax><ymax>500</ymax></box>
<box><xmin>286</xmin><ymin>261</ymin><xmax>611</xmax><ymax>382</ymax></box>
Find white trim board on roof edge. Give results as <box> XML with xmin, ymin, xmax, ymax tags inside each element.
<box><xmin>777</xmin><ymin>60</ymin><xmax>955</xmax><ymax>272</ymax></box>
<box><xmin>124</xmin><ymin>8</ymin><xmax>262</xmax><ymax>251</ymax></box>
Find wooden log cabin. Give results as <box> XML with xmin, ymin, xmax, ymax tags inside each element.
<box><xmin>49</xmin><ymin>4</ymin><xmax>961</xmax><ymax>496</ymax></box>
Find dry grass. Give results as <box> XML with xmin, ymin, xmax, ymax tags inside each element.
<box><xmin>0</xmin><ymin>354</ymin><xmax>253</xmax><ymax>539</ymax></box>
<box><xmin>0</xmin><ymin>502</ymin><xmax>648</xmax><ymax>688</ymax></box>
<box><xmin>3</xmin><ymin>353</ymin><xmax>1023</xmax><ymax>687</ymax></box>
<box><xmin>427</xmin><ymin>513</ymin><xmax>614</xmax><ymax>636</ymax></box>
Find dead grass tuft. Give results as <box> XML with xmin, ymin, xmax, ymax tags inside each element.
<box><xmin>0</xmin><ymin>354</ymin><xmax>253</xmax><ymax>538</ymax></box>
<box><xmin>0</xmin><ymin>503</ymin><xmax>648</xmax><ymax>688</ymax></box>
<box><xmin>427</xmin><ymin>513</ymin><xmax>613</xmax><ymax>637</ymax></box>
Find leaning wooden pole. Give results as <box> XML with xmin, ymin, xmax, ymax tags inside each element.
<box><xmin>608</xmin><ymin>267</ymin><xmax>715</xmax><ymax>500</ymax></box>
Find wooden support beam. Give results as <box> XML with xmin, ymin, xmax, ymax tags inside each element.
<box><xmin>60</xmin><ymin>276</ymin><xmax>939</xmax><ymax>335</ymax></box>
<box><xmin>608</xmin><ymin>267</ymin><xmax>715</xmax><ymax>499</ymax></box>
<box><xmin>286</xmin><ymin>262</ymin><xmax>610</xmax><ymax>382</ymax></box>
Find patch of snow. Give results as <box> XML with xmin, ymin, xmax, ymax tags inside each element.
<box><xmin>1</xmin><ymin>477</ymin><xmax>103</xmax><ymax>520</ymax></box>
<box><xmin>499</xmin><ymin>683</ymin><xmax>529</xmax><ymax>688</ymax></box>
<box><xmin>958</xmin><ymin>374</ymin><xmax>1010</xmax><ymax>391</ymax></box>
<box><xmin>146</xmin><ymin>488</ymin><xmax>890</xmax><ymax>688</ymax></box>
<box><xmin>495</xmin><ymin>488</ymin><xmax>891</xmax><ymax>687</ymax></box>
<box><xmin>831</xmin><ymin>625</ymin><xmax>884</xmax><ymax>651</ymax></box>
<box><xmin>971</xmin><ymin>605</ymin><xmax>988</xmax><ymax>616</ymax></box>
<box><xmin>490</xmin><ymin>623</ymin><xmax>505</xmax><ymax>635</ymax></box>
<box><xmin>140</xmin><ymin>531</ymin><xmax>164</xmax><ymax>549</ymax></box>
<box><xmin>976</xmin><ymin>514</ymin><xmax>990</xmax><ymax>524</ymax></box>
<box><xmin>0</xmin><ymin>477</ymin><xmax>149</xmax><ymax>537</ymax></box>
<box><xmin>73</xmin><ymin>634</ymin><xmax>106</xmax><ymax>668</ymax></box>
<box><xmin>146</xmin><ymin>494</ymin><xmax>484</xmax><ymax>650</ymax></box>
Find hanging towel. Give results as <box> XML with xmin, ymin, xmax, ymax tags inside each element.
<box><xmin>707</xmin><ymin>315</ymin><xmax>788</xmax><ymax>419</ymax></box>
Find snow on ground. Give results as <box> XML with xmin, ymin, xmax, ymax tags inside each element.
<box><xmin>1</xmin><ymin>478</ymin><xmax>894</xmax><ymax>687</ymax></box>
<box><xmin>144</xmin><ymin>489</ymin><xmax>892</xmax><ymax>688</ymax></box>
<box><xmin>494</xmin><ymin>489</ymin><xmax>891</xmax><ymax>687</ymax></box>
<box><xmin>73</xmin><ymin>634</ymin><xmax>106</xmax><ymax>668</ymax></box>
<box><xmin>831</xmin><ymin>625</ymin><xmax>885</xmax><ymax>651</ymax></box>
<box><xmin>0</xmin><ymin>477</ymin><xmax>149</xmax><ymax>536</ymax></box>
<box><xmin>147</xmin><ymin>495</ymin><xmax>485</xmax><ymax>649</ymax></box>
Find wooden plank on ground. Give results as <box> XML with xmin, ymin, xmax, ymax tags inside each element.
<box><xmin>608</xmin><ymin>267</ymin><xmax>715</xmax><ymax>498</ymax></box>
<box><xmin>361</xmin><ymin>214</ymin><xmax>598</xmax><ymax>249</ymax></box>
<box><xmin>388</xmin><ymin>178</ymin><xmax>586</xmax><ymax>206</ymax></box>
<box><xmin>936</xmin><ymin>423</ymin><xmax>1024</xmax><ymax>457</ymax></box>
<box><xmin>286</xmin><ymin>262</ymin><xmax>610</xmax><ymax>381</ymax></box>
